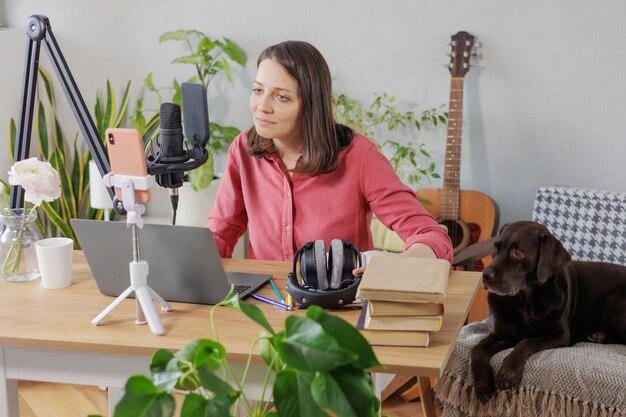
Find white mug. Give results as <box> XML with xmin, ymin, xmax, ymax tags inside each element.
<box><xmin>36</xmin><ymin>237</ymin><xmax>74</xmax><ymax>289</ymax></box>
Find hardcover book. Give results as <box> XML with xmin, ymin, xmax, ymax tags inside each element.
<box><xmin>356</xmin><ymin>256</ymin><xmax>450</xmax><ymax>303</ymax></box>
<box><xmin>368</xmin><ymin>300</ymin><xmax>444</xmax><ymax>317</ymax></box>
<box><xmin>355</xmin><ymin>302</ymin><xmax>430</xmax><ymax>347</ymax></box>
<box><xmin>364</xmin><ymin>305</ymin><xmax>442</xmax><ymax>331</ymax></box>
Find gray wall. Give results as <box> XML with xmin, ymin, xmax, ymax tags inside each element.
<box><xmin>2</xmin><ymin>0</ymin><xmax>625</xmax><ymax>230</ymax></box>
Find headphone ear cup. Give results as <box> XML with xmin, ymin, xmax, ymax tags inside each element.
<box><xmin>313</xmin><ymin>240</ymin><xmax>329</xmax><ymax>290</ymax></box>
<box><xmin>328</xmin><ymin>239</ymin><xmax>345</xmax><ymax>289</ymax></box>
<box><xmin>301</xmin><ymin>240</ymin><xmax>328</xmax><ymax>289</ymax></box>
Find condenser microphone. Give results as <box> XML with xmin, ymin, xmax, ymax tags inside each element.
<box><xmin>145</xmin><ymin>83</ymin><xmax>210</xmax><ymax>225</ymax></box>
<box><xmin>154</xmin><ymin>103</ymin><xmax>188</xmax><ymax>189</ymax></box>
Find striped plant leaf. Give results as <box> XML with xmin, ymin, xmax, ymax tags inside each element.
<box><xmin>103</xmin><ymin>79</ymin><xmax>115</xmax><ymax>129</ymax></box>
<box><xmin>36</xmin><ymin>101</ymin><xmax>49</xmax><ymax>159</ymax></box>
<box><xmin>53</xmin><ymin>115</ymin><xmax>66</xmax><ymax>159</ymax></box>
<box><xmin>38</xmin><ymin>67</ymin><xmax>55</xmax><ymax>108</ymax></box>
<box><xmin>71</xmin><ymin>137</ymin><xmax>84</xmax><ymax>214</ymax></box>
<box><xmin>95</xmin><ymin>95</ymin><xmax>104</xmax><ymax>141</ymax></box>
<box><xmin>9</xmin><ymin>119</ymin><xmax>16</xmax><ymax>164</ymax></box>
<box><xmin>41</xmin><ymin>200</ymin><xmax>75</xmax><ymax>243</ymax></box>
<box><xmin>49</xmin><ymin>149</ymin><xmax>77</xmax><ymax>220</ymax></box>
<box><xmin>114</xmin><ymin>80</ymin><xmax>132</xmax><ymax>127</ymax></box>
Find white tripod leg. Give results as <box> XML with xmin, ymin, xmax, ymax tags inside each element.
<box><xmin>148</xmin><ymin>287</ymin><xmax>172</xmax><ymax>312</ymax></box>
<box><xmin>91</xmin><ymin>286</ymin><xmax>134</xmax><ymax>326</ymax></box>
<box><xmin>129</xmin><ymin>260</ymin><xmax>166</xmax><ymax>335</ymax></box>
<box><xmin>135</xmin><ymin>286</ymin><xmax>164</xmax><ymax>336</ymax></box>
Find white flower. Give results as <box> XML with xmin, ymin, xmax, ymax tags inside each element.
<box><xmin>8</xmin><ymin>157</ymin><xmax>61</xmax><ymax>206</ymax></box>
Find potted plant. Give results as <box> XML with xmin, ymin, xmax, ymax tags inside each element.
<box><xmin>132</xmin><ymin>30</ymin><xmax>246</xmax><ymax>192</ymax></box>
<box><xmin>8</xmin><ymin>67</ymin><xmax>132</xmax><ymax>244</ymax></box>
<box><xmin>333</xmin><ymin>92</ymin><xmax>447</xmax><ymax>188</ymax></box>
<box><xmin>98</xmin><ymin>292</ymin><xmax>382</xmax><ymax>417</ymax></box>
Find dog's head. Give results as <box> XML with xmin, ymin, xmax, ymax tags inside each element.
<box><xmin>482</xmin><ymin>221</ymin><xmax>571</xmax><ymax>296</ymax></box>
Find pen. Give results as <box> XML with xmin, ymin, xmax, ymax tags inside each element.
<box><xmin>251</xmin><ymin>293</ymin><xmax>292</xmax><ymax>311</ymax></box>
<box><xmin>268</xmin><ymin>278</ymin><xmax>286</xmax><ymax>303</ymax></box>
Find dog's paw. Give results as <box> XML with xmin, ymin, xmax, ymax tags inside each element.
<box><xmin>474</xmin><ymin>375</ymin><xmax>496</xmax><ymax>404</ymax></box>
<box><xmin>587</xmin><ymin>331</ymin><xmax>608</xmax><ymax>343</ymax></box>
<box><xmin>495</xmin><ymin>362</ymin><xmax>524</xmax><ymax>391</ymax></box>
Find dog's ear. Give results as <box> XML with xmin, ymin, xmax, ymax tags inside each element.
<box><xmin>536</xmin><ymin>233</ymin><xmax>571</xmax><ymax>283</ymax></box>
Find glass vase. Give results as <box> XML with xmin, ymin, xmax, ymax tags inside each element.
<box><xmin>0</xmin><ymin>208</ymin><xmax>41</xmax><ymax>282</ymax></box>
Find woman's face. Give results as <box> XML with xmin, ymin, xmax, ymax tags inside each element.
<box><xmin>250</xmin><ymin>59</ymin><xmax>302</xmax><ymax>143</ymax></box>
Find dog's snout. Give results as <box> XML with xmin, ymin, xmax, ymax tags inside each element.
<box><xmin>482</xmin><ymin>269</ymin><xmax>496</xmax><ymax>282</ymax></box>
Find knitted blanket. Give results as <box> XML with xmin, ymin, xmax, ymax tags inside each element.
<box><xmin>437</xmin><ymin>321</ymin><xmax>626</xmax><ymax>417</ymax></box>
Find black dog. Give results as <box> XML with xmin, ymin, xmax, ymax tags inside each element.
<box><xmin>471</xmin><ymin>220</ymin><xmax>626</xmax><ymax>403</ymax></box>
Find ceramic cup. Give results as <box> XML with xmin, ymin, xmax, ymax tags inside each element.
<box><xmin>36</xmin><ymin>237</ymin><xmax>74</xmax><ymax>289</ymax></box>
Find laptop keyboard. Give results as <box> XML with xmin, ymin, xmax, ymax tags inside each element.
<box><xmin>232</xmin><ymin>284</ymin><xmax>252</xmax><ymax>294</ymax></box>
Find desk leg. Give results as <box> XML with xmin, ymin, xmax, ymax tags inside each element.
<box><xmin>418</xmin><ymin>376</ymin><xmax>436</xmax><ymax>417</ymax></box>
<box><xmin>0</xmin><ymin>348</ymin><xmax>19</xmax><ymax>417</ymax></box>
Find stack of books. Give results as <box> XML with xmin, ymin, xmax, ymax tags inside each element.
<box><xmin>355</xmin><ymin>256</ymin><xmax>450</xmax><ymax>347</ymax></box>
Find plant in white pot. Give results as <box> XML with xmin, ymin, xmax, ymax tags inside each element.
<box><xmin>131</xmin><ymin>29</ymin><xmax>246</xmax><ymax>227</ymax></box>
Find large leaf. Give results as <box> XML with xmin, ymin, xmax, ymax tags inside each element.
<box><xmin>113</xmin><ymin>376</ymin><xmax>175</xmax><ymax>417</ymax></box>
<box><xmin>260</xmin><ymin>333</ymin><xmax>285</xmax><ymax>372</ymax></box>
<box><xmin>159</xmin><ymin>29</ymin><xmax>203</xmax><ymax>43</ymax></box>
<box><xmin>180</xmin><ymin>392</ymin><xmax>234</xmax><ymax>417</ymax></box>
<box><xmin>276</xmin><ymin>316</ymin><xmax>356</xmax><ymax>372</ymax></box>
<box><xmin>222</xmin><ymin>37</ymin><xmax>247</xmax><ymax>66</ymax></box>
<box><xmin>306</xmin><ymin>306</ymin><xmax>381</xmax><ymax>370</ymax></box>
<box><xmin>311</xmin><ymin>368</ymin><xmax>379</xmax><ymax>417</ymax></box>
<box><xmin>221</xmin><ymin>291</ymin><xmax>276</xmax><ymax>336</ymax></box>
<box><xmin>188</xmin><ymin>154</ymin><xmax>214</xmax><ymax>191</ymax></box>
<box><xmin>273</xmin><ymin>370</ymin><xmax>326</xmax><ymax>417</ymax></box>
<box><xmin>172</xmin><ymin>55</ymin><xmax>200</xmax><ymax>65</ymax></box>
<box><xmin>149</xmin><ymin>349</ymin><xmax>180</xmax><ymax>392</ymax></box>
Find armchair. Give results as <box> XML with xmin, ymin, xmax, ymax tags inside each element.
<box><xmin>438</xmin><ymin>186</ymin><xmax>626</xmax><ymax>417</ymax></box>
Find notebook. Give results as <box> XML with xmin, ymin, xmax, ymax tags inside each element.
<box><xmin>71</xmin><ymin>219</ymin><xmax>271</xmax><ymax>304</ymax></box>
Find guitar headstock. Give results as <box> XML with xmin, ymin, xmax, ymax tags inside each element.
<box><xmin>448</xmin><ymin>31</ymin><xmax>476</xmax><ymax>78</ymax></box>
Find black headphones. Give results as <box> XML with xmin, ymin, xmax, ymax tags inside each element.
<box><xmin>286</xmin><ymin>239</ymin><xmax>363</xmax><ymax>309</ymax></box>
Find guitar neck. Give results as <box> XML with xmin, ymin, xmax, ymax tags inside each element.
<box><xmin>441</xmin><ymin>77</ymin><xmax>464</xmax><ymax>220</ymax></box>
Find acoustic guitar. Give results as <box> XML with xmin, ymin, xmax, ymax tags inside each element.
<box><xmin>417</xmin><ymin>31</ymin><xmax>497</xmax><ymax>270</ymax></box>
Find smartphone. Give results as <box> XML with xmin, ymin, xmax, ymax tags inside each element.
<box><xmin>105</xmin><ymin>128</ymin><xmax>151</xmax><ymax>204</ymax></box>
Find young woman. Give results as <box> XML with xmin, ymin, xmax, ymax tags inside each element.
<box><xmin>208</xmin><ymin>40</ymin><xmax>453</xmax><ymax>264</ymax></box>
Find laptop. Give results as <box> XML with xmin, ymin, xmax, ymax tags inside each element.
<box><xmin>70</xmin><ymin>219</ymin><xmax>271</xmax><ymax>304</ymax></box>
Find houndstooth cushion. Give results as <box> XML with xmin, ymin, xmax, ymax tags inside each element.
<box><xmin>532</xmin><ymin>186</ymin><xmax>626</xmax><ymax>266</ymax></box>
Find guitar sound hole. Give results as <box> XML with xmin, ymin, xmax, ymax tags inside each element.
<box><xmin>439</xmin><ymin>219</ymin><xmax>470</xmax><ymax>253</ymax></box>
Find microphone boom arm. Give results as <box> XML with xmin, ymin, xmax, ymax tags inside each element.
<box><xmin>10</xmin><ymin>15</ymin><xmax>119</xmax><ymax>213</ymax></box>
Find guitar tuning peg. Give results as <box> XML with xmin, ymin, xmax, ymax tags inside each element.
<box><xmin>474</xmin><ymin>41</ymin><xmax>482</xmax><ymax>49</ymax></box>
<box><xmin>472</xmin><ymin>52</ymin><xmax>484</xmax><ymax>59</ymax></box>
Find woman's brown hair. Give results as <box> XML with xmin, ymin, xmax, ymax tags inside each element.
<box><xmin>247</xmin><ymin>40</ymin><xmax>353</xmax><ymax>175</ymax></box>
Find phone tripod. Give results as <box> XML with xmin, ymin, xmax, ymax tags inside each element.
<box><xmin>91</xmin><ymin>172</ymin><xmax>171</xmax><ymax>335</ymax></box>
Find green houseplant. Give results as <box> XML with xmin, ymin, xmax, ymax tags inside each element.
<box><xmin>333</xmin><ymin>93</ymin><xmax>447</xmax><ymax>188</ymax></box>
<box><xmin>102</xmin><ymin>292</ymin><xmax>382</xmax><ymax>417</ymax></box>
<box><xmin>7</xmin><ymin>67</ymin><xmax>132</xmax><ymax>245</ymax></box>
<box><xmin>132</xmin><ymin>30</ymin><xmax>246</xmax><ymax>191</ymax></box>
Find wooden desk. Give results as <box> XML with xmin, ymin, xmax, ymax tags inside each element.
<box><xmin>0</xmin><ymin>251</ymin><xmax>480</xmax><ymax>417</ymax></box>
